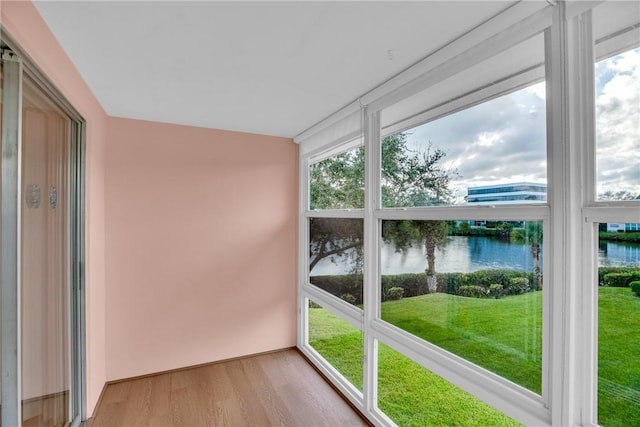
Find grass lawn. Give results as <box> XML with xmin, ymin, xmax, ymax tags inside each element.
<box><xmin>597</xmin><ymin>287</ymin><xmax>640</xmax><ymax>427</ymax></box>
<box><xmin>309</xmin><ymin>304</ymin><xmax>520</xmax><ymax>426</ymax></box>
<box><xmin>308</xmin><ymin>287</ymin><xmax>639</xmax><ymax>426</ymax></box>
<box><xmin>382</xmin><ymin>291</ymin><xmax>542</xmax><ymax>394</ymax></box>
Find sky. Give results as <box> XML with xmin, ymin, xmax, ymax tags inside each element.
<box><xmin>403</xmin><ymin>47</ymin><xmax>639</xmax><ymax>203</ymax></box>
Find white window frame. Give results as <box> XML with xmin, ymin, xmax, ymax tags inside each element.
<box><xmin>297</xmin><ymin>2</ymin><xmax>640</xmax><ymax>426</ymax></box>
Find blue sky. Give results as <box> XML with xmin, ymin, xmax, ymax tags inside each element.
<box><xmin>404</xmin><ymin>47</ymin><xmax>639</xmax><ymax>202</ymax></box>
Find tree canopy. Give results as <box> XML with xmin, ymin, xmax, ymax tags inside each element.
<box><xmin>309</xmin><ymin>133</ymin><xmax>458</xmax><ymax>292</ymax></box>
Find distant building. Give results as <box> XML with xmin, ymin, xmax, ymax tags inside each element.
<box><xmin>467</xmin><ymin>182</ymin><xmax>547</xmax><ymax>205</ymax></box>
<box><xmin>606</xmin><ymin>223</ymin><xmax>640</xmax><ymax>232</ymax></box>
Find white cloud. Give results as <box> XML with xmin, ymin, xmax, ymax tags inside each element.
<box><xmin>396</xmin><ymin>48</ymin><xmax>639</xmax><ymax>203</ymax></box>
<box><xmin>596</xmin><ymin>48</ymin><xmax>640</xmax><ymax>198</ymax></box>
<box><xmin>405</xmin><ymin>81</ymin><xmax>547</xmax><ymax>201</ymax></box>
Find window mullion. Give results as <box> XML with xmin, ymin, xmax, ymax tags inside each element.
<box><xmin>298</xmin><ymin>156</ymin><xmax>309</xmax><ymax>349</ymax></box>
<box><xmin>363</xmin><ymin>107</ymin><xmax>381</xmax><ymax>419</ymax></box>
<box><xmin>546</xmin><ymin>4</ymin><xmax>595</xmax><ymax>425</ymax></box>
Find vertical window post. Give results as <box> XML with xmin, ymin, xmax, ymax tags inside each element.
<box><xmin>545</xmin><ymin>3</ymin><xmax>594</xmax><ymax>425</ymax></box>
<box><xmin>1</xmin><ymin>48</ymin><xmax>23</xmax><ymax>427</ymax></box>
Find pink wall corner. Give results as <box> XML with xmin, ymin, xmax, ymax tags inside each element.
<box><xmin>105</xmin><ymin>117</ymin><xmax>298</xmax><ymax>381</ymax></box>
<box><xmin>1</xmin><ymin>0</ymin><xmax>108</xmax><ymax>415</ymax></box>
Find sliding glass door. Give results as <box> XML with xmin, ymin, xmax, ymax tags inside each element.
<box><xmin>1</xmin><ymin>43</ymin><xmax>85</xmax><ymax>427</ymax></box>
<box><xmin>20</xmin><ymin>73</ymin><xmax>72</xmax><ymax>427</ymax></box>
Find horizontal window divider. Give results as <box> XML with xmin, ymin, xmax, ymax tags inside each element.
<box><xmin>298</xmin><ymin>345</ymin><xmax>365</xmax><ymax>411</ymax></box>
<box><xmin>382</xmin><ymin>64</ymin><xmax>545</xmax><ymax>138</ymax></box>
<box><xmin>306</xmin><ymin>209</ymin><xmax>365</xmax><ymax>219</ymax></box>
<box><xmin>583</xmin><ymin>205</ymin><xmax>640</xmax><ymax>223</ymax></box>
<box><xmin>302</xmin><ymin>284</ymin><xmax>363</xmax><ymax>330</ymax></box>
<box><xmin>375</xmin><ymin>204</ymin><xmax>550</xmax><ymax>221</ymax></box>
<box><xmin>370</xmin><ymin>318</ymin><xmax>550</xmax><ymax>426</ymax></box>
<box><xmin>595</xmin><ymin>24</ymin><xmax>640</xmax><ymax>61</ymax></box>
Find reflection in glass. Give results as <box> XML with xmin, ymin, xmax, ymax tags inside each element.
<box><xmin>21</xmin><ymin>75</ymin><xmax>71</xmax><ymax>426</ymax></box>
<box><xmin>381</xmin><ymin>84</ymin><xmax>547</xmax><ymax>208</ymax></box>
<box><xmin>378</xmin><ymin>343</ymin><xmax>520</xmax><ymax>426</ymax></box>
<box><xmin>597</xmin><ymin>223</ymin><xmax>640</xmax><ymax>426</ymax></box>
<box><xmin>309</xmin><ymin>218</ymin><xmax>363</xmax><ymax>306</ymax></box>
<box><xmin>380</xmin><ymin>220</ymin><xmax>543</xmax><ymax>394</ymax></box>
<box><xmin>308</xmin><ymin>299</ymin><xmax>363</xmax><ymax>391</ymax></box>
<box><xmin>309</xmin><ymin>145</ymin><xmax>364</xmax><ymax>210</ymax></box>
<box><xmin>595</xmin><ymin>47</ymin><xmax>640</xmax><ymax>201</ymax></box>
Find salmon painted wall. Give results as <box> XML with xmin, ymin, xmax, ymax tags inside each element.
<box><xmin>1</xmin><ymin>0</ymin><xmax>108</xmax><ymax>415</ymax></box>
<box><xmin>105</xmin><ymin>117</ymin><xmax>297</xmax><ymax>381</ymax></box>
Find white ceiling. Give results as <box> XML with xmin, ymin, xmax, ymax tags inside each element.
<box><xmin>33</xmin><ymin>1</ymin><xmax>515</xmax><ymax>138</ymax></box>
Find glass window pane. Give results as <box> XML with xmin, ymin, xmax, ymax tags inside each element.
<box><xmin>381</xmin><ymin>83</ymin><xmax>547</xmax><ymax>208</ymax></box>
<box><xmin>380</xmin><ymin>219</ymin><xmax>543</xmax><ymax>394</ymax></box>
<box><xmin>309</xmin><ymin>145</ymin><xmax>364</xmax><ymax>210</ymax></box>
<box><xmin>308</xmin><ymin>299</ymin><xmax>363</xmax><ymax>391</ymax></box>
<box><xmin>597</xmin><ymin>223</ymin><xmax>640</xmax><ymax>426</ymax></box>
<box><xmin>378</xmin><ymin>343</ymin><xmax>520</xmax><ymax>426</ymax></box>
<box><xmin>595</xmin><ymin>47</ymin><xmax>640</xmax><ymax>201</ymax></box>
<box><xmin>309</xmin><ymin>218</ymin><xmax>363</xmax><ymax>306</ymax></box>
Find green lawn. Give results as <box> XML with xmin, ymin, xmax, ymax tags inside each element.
<box><xmin>598</xmin><ymin>287</ymin><xmax>640</xmax><ymax>427</ymax></box>
<box><xmin>382</xmin><ymin>291</ymin><xmax>542</xmax><ymax>393</ymax></box>
<box><xmin>309</xmin><ymin>287</ymin><xmax>639</xmax><ymax>426</ymax></box>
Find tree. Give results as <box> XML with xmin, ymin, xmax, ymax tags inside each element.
<box><xmin>381</xmin><ymin>134</ymin><xmax>454</xmax><ymax>208</ymax></box>
<box><xmin>380</xmin><ymin>133</ymin><xmax>457</xmax><ymax>292</ymax></box>
<box><xmin>598</xmin><ymin>190</ymin><xmax>638</xmax><ymax>201</ymax></box>
<box><xmin>309</xmin><ymin>217</ymin><xmax>363</xmax><ymax>273</ymax></box>
<box><xmin>308</xmin><ymin>132</ymin><xmax>457</xmax><ymax>295</ymax></box>
<box><xmin>310</xmin><ymin>147</ymin><xmax>364</xmax><ymax>210</ymax></box>
<box><xmin>382</xmin><ymin>220</ymin><xmax>449</xmax><ymax>293</ymax></box>
<box><xmin>521</xmin><ymin>221</ymin><xmax>543</xmax><ymax>290</ymax></box>
<box><xmin>308</xmin><ymin>146</ymin><xmax>365</xmax><ymax>274</ymax></box>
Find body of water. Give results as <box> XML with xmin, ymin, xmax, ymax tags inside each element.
<box><xmin>311</xmin><ymin>236</ymin><xmax>640</xmax><ymax>276</ymax></box>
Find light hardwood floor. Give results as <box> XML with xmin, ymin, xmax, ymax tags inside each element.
<box><xmin>86</xmin><ymin>348</ymin><xmax>370</xmax><ymax>427</ymax></box>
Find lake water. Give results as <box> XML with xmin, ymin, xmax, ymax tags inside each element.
<box><xmin>311</xmin><ymin>236</ymin><xmax>640</xmax><ymax>276</ymax></box>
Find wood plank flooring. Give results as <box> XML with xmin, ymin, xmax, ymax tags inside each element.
<box><xmin>87</xmin><ymin>349</ymin><xmax>370</xmax><ymax>427</ymax></box>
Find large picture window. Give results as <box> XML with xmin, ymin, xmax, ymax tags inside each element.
<box><xmin>380</xmin><ymin>219</ymin><xmax>543</xmax><ymax>394</ymax></box>
<box><xmin>377</xmin><ymin>343</ymin><xmax>519</xmax><ymax>426</ymax></box>
<box><xmin>592</xmin><ymin>30</ymin><xmax>640</xmax><ymax>427</ymax></box>
<box><xmin>298</xmin><ymin>3</ymin><xmax>640</xmax><ymax>426</ymax></box>
<box><xmin>381</xmin><ymin>84</ymin><xmax>547</xmax><ymax>208</ymax></box>
<box><xmin>596</xmin><ymin>223</ymin><xmax>640</xmax><ymax>426</ymax></box>
<box><xmin>308</xmin><ymin>299</ymin><xmax>363</xmax><ymax>391</ymax></box>
<box><xmin>594</xmin><ymin>46</ymin><xmax>639</xmax><ymax>201</ymax></box>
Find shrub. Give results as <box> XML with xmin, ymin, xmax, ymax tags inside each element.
<box><xmin>340</xmin><ymin>293</ymin><xmax>356</xmax><ymax>304</ymax></box>
<box><xmin>382</xmin><ymin>273</ymin><xmax>428</xmax><ymax>299</ymax></box>
<box><xmin>631</xmin><ymin>281</ymin><xmax>640</xmax><ymax>297</ymax></box>
<box><xmin>387</xmin><ymin>287</ymin><xmax>404</xmax><ymax>301</ymax></box>
<box><xmin>437</xmin><ymin>272</ymin><xmax>468</xmax><ymax>295</ymax></box>
<box><xmin>604</xmin><ymin>272</ymin><xmax>640</xmax><ymax>287</ymax></box>
<box><xmin>308</xmin><ymin>300</ymin><xmax>322</xmax><ymax>309</ymax></box>
<box><xmin>310</xmin><ymin>275</ymin><xmax>363</xmax><ymax>304</ymax></box>
<box><xmin>508</xmin><ymin>277</ymin><xmax>530</xmax><ymax>294</ymax></box>
<box><xmin>488</xmin><ymin>284</ymin><xmax>504</xmax><ymax>299</ymax></box>
<box><xmin>598</xmin><ymin>267</ymin><xmax>640</xmax><ymax>286</ymax></box>
<box><xmin>457</xmin><ymin>285</ymin><xmax>487</xmax><ymax>298</ymax></box>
